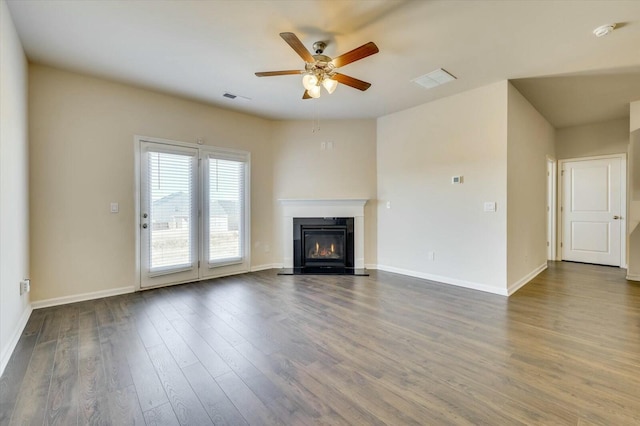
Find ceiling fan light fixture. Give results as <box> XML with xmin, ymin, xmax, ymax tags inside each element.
<box><xmin>308</xmin><ymin>85</ymin><xmax>321</xmax><ymax>98</ymax></box>
<box><xmin>322</xmin><ymin>77</ymin><xmax>338</xmax><ymax>94</ymax></box>
<box><xmin>302</xmin><ymin>74</ymin><xmax>319</xmax><ymax>91</ymax></box>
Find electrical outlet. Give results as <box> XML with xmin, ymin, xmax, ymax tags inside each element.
<box><xmin>427</xmin><ymin>251</ymin><xmax>435</xmax><ymax>261</ymax></box>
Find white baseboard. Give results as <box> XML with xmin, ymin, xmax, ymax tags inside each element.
<box><xmin>507</xmin><ymin>262</ymin><xmax>547</xmax><ymax>296</ymax></box>
<box><xmin>626</xmin><ymin>273</ymin><xmax>640</xmax><ymax>281</ymax></box>
<box><xmin>0</xmin><ymin>304</ymin><xmax>33</xmax><ymax>377</ymax></box>
<box><xmin>250</xmin><ymin>263</ymin><xmax>279</xmax><ymax>272</ymax></box>
<box><xmin>375</xmin><ymin>264</ymin><xmax>509</xmax><ymax>296</ymax></box>
<box><xmin>31</xmin><ymin>286</ymin><xmax>135</xmax><ymax>310</ymax></box>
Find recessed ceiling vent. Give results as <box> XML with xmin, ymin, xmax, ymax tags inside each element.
<box><xmin>412</xmin><ymin>68</ymin><xmax>457</xmax><ymax>90</ymax></box>
<box><xmin>223</xmin><ymin>92</ymin><xmax>252</xmax><ymax>101</ymax></box>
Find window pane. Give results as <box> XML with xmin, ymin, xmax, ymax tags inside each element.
<box><xmin>149</xmin><ymin>151</ymin><xmax>193</xmax><ymax>269</ymax></box>
<box><xmin>209</xmin><ymin>158</ymin><xmax>244</xmax><ymax>262</ymax></box>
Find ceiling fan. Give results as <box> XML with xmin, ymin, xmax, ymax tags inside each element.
<box><xmin>255</xmin><ymin>32</ymin><xmax>379</xmax><ymax>99</ymax></box>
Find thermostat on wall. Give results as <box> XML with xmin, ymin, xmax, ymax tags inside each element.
<box><xmin>451</xmin><ymin>176</ymin><xmax>463</xmax><ymax>184</ymax></box>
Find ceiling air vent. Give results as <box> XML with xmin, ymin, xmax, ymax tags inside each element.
<box><xmin>223</xmin><ymin>92</ymin><xmax>237</xmax><ymax>99</ymax></box>
<box><xmin>412</xmin><ymin>68</ymin><xmax>457</xmax><ymax>90</ymax></box>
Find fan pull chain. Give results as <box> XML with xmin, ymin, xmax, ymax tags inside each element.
<box><xmin>312</xmin><ymin>103</ymin><xmax>320</xmax><ymax>133</ymax></box>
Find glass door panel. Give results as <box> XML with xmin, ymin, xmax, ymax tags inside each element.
<box><xmin>140</xmin><ymin>142</ymin><xmax>198</xmax><ymax>288</ymax></box>
<box><xmin>204</xmin><ymin>156</ymin><xmax>245</xmax><ymax>266</ymax></box>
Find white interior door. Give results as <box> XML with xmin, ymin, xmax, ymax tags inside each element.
<box><xmin>561</xmin><ymin>156</ymin><xmax>623</xmax><ymax>266</ymax></box>
<box><xmin>140</xmin><ymin>142</ymin><xmax>199</xmax><ymax>288</ymax></box>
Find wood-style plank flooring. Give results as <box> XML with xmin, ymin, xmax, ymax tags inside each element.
<box><xmin>2</xmin><ymin>261</ymin><xmax>640</xmax><ymax>425</ymax></box>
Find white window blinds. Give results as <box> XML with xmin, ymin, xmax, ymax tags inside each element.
<box><xmin>148</xmin><ymin>151</ymin><xmax>194</xmax><ymax>270</ymax></box>
<box><xmin>207</xmin><ymin>156</ymin><xmax>245</xmax><ymax>264</ymax></box>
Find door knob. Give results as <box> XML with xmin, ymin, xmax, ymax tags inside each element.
<box><xmin>613</xmin><ymin>215</ymin><xmax>620</xmax><ymax>220</ymax></box>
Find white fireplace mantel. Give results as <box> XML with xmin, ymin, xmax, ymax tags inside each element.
<box><xmin>279</xmin><ymin>199</ymin><xmax>367</xmax><ymax>268</ymax></box>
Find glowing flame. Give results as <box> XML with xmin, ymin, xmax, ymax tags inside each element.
<box><xmin>330</xmin><ymin>243</ymin><xmax>334</xmax><ymax>253</ymax></box>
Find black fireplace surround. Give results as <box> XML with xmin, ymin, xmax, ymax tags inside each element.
<box><xmin>293</xmin><ymin>217</ymin><xmax>354</xmax><ymax>271</ymax></box>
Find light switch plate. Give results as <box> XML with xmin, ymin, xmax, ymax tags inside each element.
<box><xmin>110</xmin><ymin>202</ymin><xmax>119</xmax><ymax>213</ymax></box>
<box><xmin>484</xmin><ymin>202</ymin><xmax>496</xmax><ymax>212</ymax></box>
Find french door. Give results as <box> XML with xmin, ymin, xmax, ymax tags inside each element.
<box><xmin>138</xmin><ymin>137</ymin><xmax>250</xmax><ymax>289</ymax></box>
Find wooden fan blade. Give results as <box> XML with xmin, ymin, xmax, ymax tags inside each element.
<box><xmin>333</xmin><ymin>73</ymin><xmax>372</xmax><ymax>91</ymax></box>
<box><xmin>303</xmin><ymin>90</ymin><xmax>312</xmax><ymax>99</ymax></box>
<box><xmin>255</xmin><ymin>70</ymin><xmax>303</xmax><ymax>77</ymax></box>
<box><xmin>280</xmin><ymin>32</ymin><xmax>315</xmax><ymax>63</ymax></box>
<box><xmin>331</xmin><ymin>42</ymin><xmax>379</xmax><ymax>68</ymax></box>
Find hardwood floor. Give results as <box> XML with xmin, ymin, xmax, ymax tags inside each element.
<box><xmin>2</xmin><ymin>261</ymin><xmax>640</xmax><ymax>425</ymax></box>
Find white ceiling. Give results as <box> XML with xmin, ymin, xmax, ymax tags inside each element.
<box><xmin>6</xmin><ymin>0</ymin><xmax>640</xmax><ymax>127</ymax></box>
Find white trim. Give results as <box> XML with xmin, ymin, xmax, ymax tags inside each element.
<box><xmin>558</xmin><ymin>153</ymin><xmax>627</xmax><ymax>267</ymax></box>
<box><xmin>133</xmin><ymin>137</ymin><xmax>142</xmax><ymax>291</ymax></box>
<box><xmin>546</xmin><ymin>157</ymin><xmax>557</xmax><ymax>261</ymax></box>
<box><xmin>507</xmin><ymin>262</ymin><xmax>547</xmax><ymax>295</ymax></box>
<box><xmin>279</xmin><ymin>198</ymin><xmax>368</xmax><ymax>208</ymax></box>
<box><xmin>280</xmin><ymin>198</ymin><xmax>368</xmax><ymax>269</ymax></box>
<box><xmin>31</xmin><ymin>286</ymin><xmax>135</xmax><ymax>310</ymax></box>
<box><xmin>626</xmin><ymin>274</ymin><xmax>640</xmax><ymax>281</ymax></box>
<box><xmin>0</xmin><ymin>305</ymin><xmax>33</xmax><ymax>377</ymax></box>
<box><xmin>376</xmin><ymin>264</ymin><xmax>509</xmax><ymax>296</ymax></box>
<box><xmin>250</xmin><ymin>263</ymin><xmax>278</xmax><ymax>272</ymax></box>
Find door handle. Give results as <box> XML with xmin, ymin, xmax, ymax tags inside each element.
<box><xmin>142</xmin><ymin>223</ymin><xmax>148</xmax><ymax>229</ymax></box>
<box><xmin>613</xmin><ymin>215</ymin><xmax>621</xmax><ymax>220</ymax></box>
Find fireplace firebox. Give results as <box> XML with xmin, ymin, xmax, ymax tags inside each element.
<box><xmin>293</xmin><ymin>217</ymin><xmax>354</xmax><ymax>270</ymax></box>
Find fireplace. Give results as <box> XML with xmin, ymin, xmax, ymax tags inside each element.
<box><xmin>278</xmin><ymin>199</ymin><xmax>368</xmax><ymax>275</ymax></box>
<box><xmin>294</xmin><ymin>217</ymin><xmax>354</xmax><ymax>269</ymax></box>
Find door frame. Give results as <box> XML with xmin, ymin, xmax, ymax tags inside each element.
<box><xmin>134</xmin><ymin>135</ymin><xmax>251</xmax><ymax>291</ymax></box>
<box><xmin>558</xmin><ymin>153</ymin><xmax>627</xmax><ymax>268</ymax></box>
<box><xmin>546</xmin><ymin>156</ymin><xmax>557</xmax><ymax>261</ymax></box>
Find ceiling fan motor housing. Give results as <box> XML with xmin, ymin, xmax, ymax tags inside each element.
<box><xmin>312</xmin><ymin>41</ymin><xmax>327</xmax><ymax>55</ymax></box>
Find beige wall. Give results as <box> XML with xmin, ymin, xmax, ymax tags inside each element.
<box><xmin>627</xmin><ymin>102</ymin><xmax>640</xmax><ymax>279</ymax></box>
<box><xmin>29</xmin><ymin>65</ymin><xmax>275</xmax><ymax>302</ymax></box>
<box><xmin>556</xmin><ymin>118</ymin><xmax>629</xmax><ymax>160</ymax></box>
<box><xmin>376</xmin><ymin>81</ymin><xmax>509</xmax><ymax>294</ymax></box>
<box><xmin>506</xmin><ymin>83</ymin><xmax>555</xmax><ymax>291</ymax></box>
<box><xmin>271</xmin><ymin>119</ymin><xmax>377</xmax><ymax>265</ymax></box>
<box><xmin>631</xmin><ymin>101</ymin><xmax>640</xmax><ymax>133</ymax></box>
<box><xmin>0</xmin><ymin>0</ymin><xmax>30</xmax><ymax>373</ymax></box>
